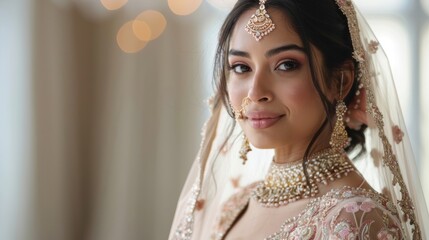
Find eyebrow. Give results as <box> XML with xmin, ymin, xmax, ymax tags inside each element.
<box><xmin>266</xmin><ymin>44</ymin><xmax>305</xmax><ymax>57</ymax></box>
<box><xmin>228</xmin><ymin>44</ymin><xmax>305</xmax><ymax>58</ymax></box>
<box><xmin>228</xmin><ymin>49</ymin><xmax>250</xmax><ymax>58</ymax></box>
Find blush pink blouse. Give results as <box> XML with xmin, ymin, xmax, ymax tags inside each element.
<box><xmin>212</xmin><ymin>184</ymin><xmax>403</xmax><ymax>240</ymax></box>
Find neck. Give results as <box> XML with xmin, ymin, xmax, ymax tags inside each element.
<box><xmin>273</xmin><ymin>130</ymin><xmax>331</xmax><ymax>164</ymax></box>
<box><xmin>274</xmin><ymin>117</ymin><xmax>332</xmax><ymax>164</ymax></box>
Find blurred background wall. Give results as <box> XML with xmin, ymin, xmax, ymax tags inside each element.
<box><xmin>0</xmin><ymin>0</ymin><xmax>428</xmax><ymax>239</ymax></box>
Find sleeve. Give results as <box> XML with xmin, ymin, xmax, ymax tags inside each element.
<box><xmin>321</xmin><ymin>197</ymin><xmax>404</xmax><ymax>239</ymax></box>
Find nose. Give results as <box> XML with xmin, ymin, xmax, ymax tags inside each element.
<box><xmin>247</xmin><ymin>69</ymin><xmax>273</xmax><ymax>103</ymax></box>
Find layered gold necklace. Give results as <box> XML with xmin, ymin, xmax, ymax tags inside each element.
<box><xmin>251</xmin><ymin>149</ymin><xmax>355</xmax><ymax>208</ymax></box>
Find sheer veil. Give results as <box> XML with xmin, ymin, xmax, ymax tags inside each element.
<box><xmin>169</xmin><ymin>0</ymin><xmax>429</xmax><ymax>239</ymax></box>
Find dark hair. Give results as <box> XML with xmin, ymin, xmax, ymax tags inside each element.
<box><xmin>213</xmin><ymin>0</ymin><xmax>366</xmax><ymax>165</ymax></box>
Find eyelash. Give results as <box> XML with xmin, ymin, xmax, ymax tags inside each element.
<box><xmin>276</xmin><ymin>60</ymin><xmax>301</xmax><ymax>71</ymax></box>
<box><xmin>228</xmin><ymin>64</ymin><xmax>251</xmax><ymax>74</ymax></box>
<box><xmin>228</xmin><ymin>59</ymin><xmax>300</xmax><ymax>74</ymax></box>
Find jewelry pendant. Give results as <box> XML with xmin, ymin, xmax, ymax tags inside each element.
<box><xmin>245</xmin><ymin>0</ymin><xmax>275</xmax><ymax>41</ymax></box>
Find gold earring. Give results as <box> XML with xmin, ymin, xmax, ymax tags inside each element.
<box><xmin>239</xmin><ymin>134</ymin><xmax>252</xmax><ymax>165</ymax></box>
<box><xmin>329</xmin><ymin>72</ymin><xmax>349</xmax><ymax>152</ymax></box>
<box><xmin>231</xmin><ymin>97</ymin><xmax>252</xmax><ymax>164</ymax></box>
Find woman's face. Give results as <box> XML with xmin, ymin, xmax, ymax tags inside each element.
<box><xmin>228</xmin><ymin>8</ymin><xmax>330</xmax><ymax>150</ymax></box>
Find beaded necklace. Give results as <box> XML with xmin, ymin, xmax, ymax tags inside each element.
<box><xmin>251</xmin><ymin>149</ymin><xmax>355</xmax><ymax>208</ymax></box>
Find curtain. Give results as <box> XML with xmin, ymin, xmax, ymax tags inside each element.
<box><xmin>1</xmin><ymin>0</ymin><xmax>220</xmax><ymax>239</ymax></box>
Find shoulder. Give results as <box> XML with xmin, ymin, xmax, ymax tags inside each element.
<box><xmin>317</xmin><ymin>187</ymin><xmax>403</xmax><ymax>239</ymax></box>
<box><xmin>212</xmin><ymin>182</ymin><xmax>258</xmax><ymax>239</ymax></box>
<box><xmin>272</xmin><ymin>187</ymin><xmax>403</xmax><ymax>239</ymax></box>
<box><xmin>220</xmin><ymin>181</ymin><xmax>258</xmax><ymax>211</ymax></box>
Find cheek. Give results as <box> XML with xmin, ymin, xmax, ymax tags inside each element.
<box><xmin>281</xmin><ymin>81</ymin><xmax>325</xmax><ymax>123</ymax></box>
<box><xmin>282</xmin><ymin>81</ymin><xmax>319</xmax><ymax>107</ymax></box>
<box><xmin>227</xmin><ymin>80</ymin><xmax>247</xmax><ymax>109</ymax></box>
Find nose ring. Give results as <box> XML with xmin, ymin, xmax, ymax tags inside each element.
<box><xmin>235</xmin><ymin>97</ymin><xmax>251</xmax><ymax>120</ymax></box>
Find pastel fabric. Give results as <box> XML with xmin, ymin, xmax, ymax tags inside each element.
<box><xmin>169</xmin><ymin>0</ymin><xmax>429</xmax><ymax>239</ymax></box>
<box><xmin>212</xmin><ymin>185</ymin><xmax>402</xmax><ymax>239</ymax></box>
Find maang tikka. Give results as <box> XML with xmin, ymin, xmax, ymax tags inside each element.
<box><xmin>245</xmin><ymin>0</ymin><xmax>275</xmax><ymax>41</ymax></box>
<box><xmin>329</xmin><ymin>72</ymin><xmax>349</xmax><ymax>153</ymax></box>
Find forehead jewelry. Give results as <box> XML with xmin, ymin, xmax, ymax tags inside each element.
<box><xmin>245</xmin><ymin>0</ymin><xmax>275</xmax><ymax>41</ymax></box>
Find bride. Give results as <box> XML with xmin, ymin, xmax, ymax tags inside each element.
<box><xmin>170</xmin><ymin>0</ymin><xmax>429</xmax><ymax>239</ymax></box>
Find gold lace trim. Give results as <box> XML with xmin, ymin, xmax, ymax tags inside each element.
<box><xmin>335</xmin><ymin>0</ymin><xmax>421</xmax><ymax>238</ymax></box>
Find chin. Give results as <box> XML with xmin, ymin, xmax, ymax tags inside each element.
<box><xmin>245</xmin><ymin>129</ymin><xmax>289</xmax><ymax>149</ymax></box>
<box><xmin>247</xmin><ymin>138</ymin><xmax>278</xmax><ymax>149</ymax></box>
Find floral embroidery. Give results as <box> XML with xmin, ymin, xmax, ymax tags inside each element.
<box><xmin>345</xmin><ymin>202</ymin><xmax>360</xmax><ymax>213</ymax></box>
<box><xmin>195</xmin><ymin>199</ymin><xmax>205</xmax><ymax>211</ymax></box>
<box><xmin>230</xmin><ymin>176</ymin><xmax>241</xmax><ymax>189</ymax></box>
<box><xmin>377</xmin><ymin>229</ymin><xmax>399</xmax><ymax>240</ymax></box>
<box><xmin>212</xmin><ymin>183</ymin><xmax>258</xmax><ymax>240</ymax></box>
<box><xmin>360</xmin><ymin>199</ymin><xmax>376</xmax><ymax>212</ymax></box>
<box><xmin>212</xmin><ymin>186</ymin><xmax>403</xmax><ymax>240</ymax></box>
<box><xmin>290</xmin><ymin>225</ymin><xmax>316</xmax><ymax>240</ymax></box>
<box><xmin>333</xmin><ymin>221</ymin><xmax>356</xmax><ymax>239</ymax></box>
<box><xmin>342</xmin><ymin>190</ymin><xmax>354</xmax><ymax>198</ymax></box>
<box><xmin>371</xmin><ymin>149</ymin><xmax>383</xmax><ymax>167</ymax></box>
<box><xmin>392</xmin><ymin>125</ymin><xmax>404</xmax><ymax>144</ymax></box>
<box><xmin>368</xmin><ymin>40</ymin><xmax>380</xmax><ymax>54</ymax></box>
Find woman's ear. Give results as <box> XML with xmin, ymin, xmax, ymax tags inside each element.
<box><xmin>339</xmin><ymin>60</ymin><xmax>355</xmax><ymax>99</ymax></box>
<box><xmin>331</xmin><ymin>60</ymin><xmax>355</xmax><ymax>101</ymax></box>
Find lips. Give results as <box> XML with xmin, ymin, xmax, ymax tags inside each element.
<box><xmin>245</xmin><ymin>111</ymin><xmax>285</xmax><ymax>129</ymax></box>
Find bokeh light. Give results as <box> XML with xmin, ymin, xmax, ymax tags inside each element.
<box><xmin>117</xmin><ymin>21</ymin><xmax>148</xmax><ymax>53</ymax></box>
<box><xmin>100</xmin><ymin>0</ymin><xmax>128</xmax><ymax>10</ymax></box>
<box><xmin>132</xmin><ymin>20</ymin><xmax>152</xmax><ymax>42</ymax></box>
<box><xmin>134</xmin><ymin>10</ymin><xmax>167</xmax><ymax>41</ymax></box>
<box><xmin>168</xmin><ymin>0</ymin><xmax>203</xmax><ymax>16</ymax></box>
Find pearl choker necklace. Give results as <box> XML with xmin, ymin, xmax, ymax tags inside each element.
<box><xmin>251</xmin><ymin>149</ymin><xmax>355</xmax><ymax>208</ymax></box>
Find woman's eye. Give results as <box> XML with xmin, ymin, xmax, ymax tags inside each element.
<box><xmin>276</xmin><ymin>60</ymin><xmax>300</xmax><ymax>71</ymax></box>
<box><xmin>230</xmin><ymin>64</ymin><xmax>251</xmax><ymax>73</ymax></box>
